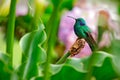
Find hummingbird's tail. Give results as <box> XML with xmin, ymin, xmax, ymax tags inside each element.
<box><xmin>88</xmin><ymin>41</ymin><xmax>97</xmax><ymax>51</ymax></box>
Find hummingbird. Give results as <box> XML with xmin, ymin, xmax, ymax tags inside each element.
<box><xmin>68</xmin><ymin>16</ymin><xmax>97</xmax><ymax>51</ymax></box>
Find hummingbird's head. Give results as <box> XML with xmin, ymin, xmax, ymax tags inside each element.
<box><xmin>76</xmin><ymin>18</ymin><xmax>86</xmax><ymax>26</ymax></box>
<box><xmin>67</xmin><ymin>16</ymin><xmax>86</xmax><ymax>26</ymax></box>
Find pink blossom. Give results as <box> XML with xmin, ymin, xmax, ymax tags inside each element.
<box><xmin>16</xmin><ymin>0</ymin><xmax>28</xmax><ymax>16</ymax></box>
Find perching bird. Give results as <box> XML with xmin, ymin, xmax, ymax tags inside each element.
<box><xmin>68</xmin><ymin>16</ymin><xmax>97</xmax><ymax>51</ymax></box>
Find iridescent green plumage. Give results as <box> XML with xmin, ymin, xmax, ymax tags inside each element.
<box><xmin>73</xmin><ymin>18</ymin><xmax>97</xmax><ymax>51</ymax></box>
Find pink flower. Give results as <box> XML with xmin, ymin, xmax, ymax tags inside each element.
<box><xmin>16</xmin><ymin>0</ymin><xmax>28</xmax><ymax>16</ymax></box>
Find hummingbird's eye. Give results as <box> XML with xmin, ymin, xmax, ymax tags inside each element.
<box><xmin>79</xmin><ymin>21</ymin><xmax>85</xmax><ymax>26</ymax></box>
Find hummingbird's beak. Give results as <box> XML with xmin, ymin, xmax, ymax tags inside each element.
<box><xmin>67</xmin><ymin>16</ymin><xmax>76</xmax><ymax>20</ymax></box>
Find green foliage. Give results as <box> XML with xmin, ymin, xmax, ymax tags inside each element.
<box><xmin>0</xmin><ymin>50</ymin><xmax>120</xmax><ymax>80</ymax></box>
<box><xmin>0</xmin><ymin>52</ymin><xmax>13</xmax><ymax>80</ymax></box>
<box><xmin>19</xmin><ymin>23</ymin><xmax>47</xmax><ymax>80</ymax></box>
<box><xmin>51</xmin><ymin>0</ymin><xmax>61</xmax><ymax>8</ymax></box>
<box><xmin>109</xmin><ymin>40</ymin><xmax>120</xmax><ymax>77</ymax></box>
<box><xmin>92</xmin><ymin>52</ymin><xmax>117</xmax><ymax>80</ymax></box>
<box><xmin>34</xmin><ymin>51</ymin><xmax>120</xmax><ymax>80</ymax></box>
<box><xmin>15</xmin><ymin>15</ymin><xmax>33</xmax><ymax>31</ymax></box>
<box><xmin>60</xmin><ymin>0</ymin><xmax>74</xmax><ymax>10</ymax></box>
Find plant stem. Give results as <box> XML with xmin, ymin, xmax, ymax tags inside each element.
<box><xmin>6</xmin><ymin>0</ymin><xmax>17</xmax><ymax>65</ymax></box>
<box><xmin>43</xmin><ymin>7</ymin><xmax>59</xmax><ymax>80</ymax></box>
<box><xmin>56</xmin><ymin>52</ymin><xmax>70</xmax><ymax>64</ymax></box>
<box><xmin>43</xmin><ymin>1</ymin><xmax>63</xmax><ymax>80</ymax></box>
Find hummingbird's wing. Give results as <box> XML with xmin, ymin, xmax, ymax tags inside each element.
<box><xmin>85</xmin><ymin>32</ymin><xmax>97</xmax><ymax>51</ymax></box>
<box><xmin>83</xmin><ymin>27</ymin><xmax>97</xmax><ymax>51</ymax></box>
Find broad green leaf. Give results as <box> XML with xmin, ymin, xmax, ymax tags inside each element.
<box><xmin>51</xmin><ymin>65</ymin><xmax>86</xmax><ymax>80</ymax></box>
<box><xmin>35</xmin><ymin>51</ymin><xmax>119</xmax><ymax>80</ymax></box>
<box><xmin>19</xmin><ymin>24</ymin><xmax>47</xmax><ymax>80</ymax></box>
<box><xmin>109</xmin><ymin>40</ymin><xmax>120</xmax><ymax>77</ymax></box>
<box><xmin>92</xmin><ymin>51</ymin><xmax>118</xmax><ymax>80</ymax></box>
<box><xmin>51</xmin><ymin>51</ymin><xmax>118</xmax><ymax>80</ymax></box>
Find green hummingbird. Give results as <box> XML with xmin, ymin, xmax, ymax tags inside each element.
<box><xmin>68</xmin><ymin>16</ymin><xmax>97</xmax><ymax>51</ymax></box>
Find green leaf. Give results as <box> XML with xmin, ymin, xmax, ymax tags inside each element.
<box><xmin>42</xmin><ymin>51</ymin><xmax>119</xmax><ymax>79</ymax></box>
<box><xmin>51</xmin><ymin>51</ymin><xmax>117</xmax><ymax>80</ymax></box>
<box><xmin>109</xmin><ymin>40</ymin><xmax>120</xmax><ymax>77</ymax></box>
<box><xmin>51</xmin><ymin>65</ymin><xmax>86</xmax><ymax>80</ymax></box>
<box><xmin>0</xmin><ymin>52</ymin><xmax>13</xmax><ymax>80</ymax></box>
<box><xmin>19</xmin><ymin>23</ymin><xmax>47</xmax><ymax>80</ymax></box>
<box><xmin>0</xmin><ymin>52</ymin><xmax>10</xmax><ymax>64</ymax></box>
<box><xmin>92</xmin><ymin>51</ymin><xmax>118</xmax><ymax>80</ymax></box>
<box><xmin>34</xmin><ymin>50</ymin><xmax>119</xmax><ymax>80</ymax></box>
